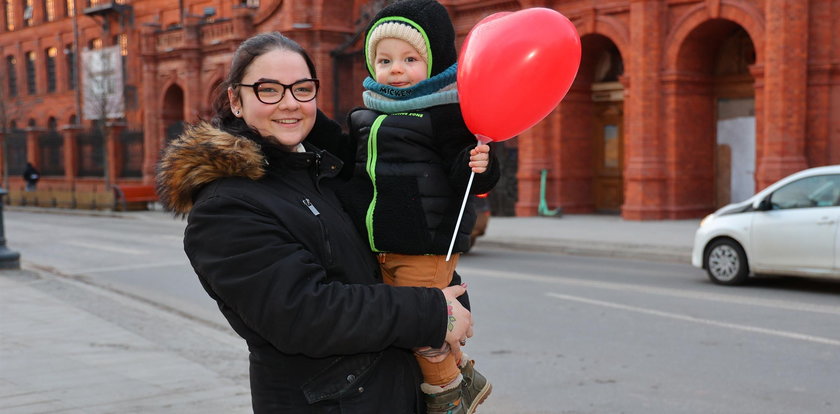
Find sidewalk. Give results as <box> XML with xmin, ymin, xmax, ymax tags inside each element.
<box><xmin>477</xmin><ymin>214</ymin><xmax>700</xmax><ymax>263</ymax></box>
<box><xmin>0</xmin><ymin>269</ymin><xmax>251</xmax><ymax>413</ymax></box>
<box><xmin>1</xmin><ymin>208</ymin><xmax>702</xmax><ymax>413</ymax></box>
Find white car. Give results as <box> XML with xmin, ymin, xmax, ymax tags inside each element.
<box><xmin>692</xmin><ymin>165</ymin><xmax>840</xmax><ymax>285</ymax></box>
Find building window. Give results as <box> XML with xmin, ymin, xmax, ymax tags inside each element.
<box><xmin>116</xmin><ymin>33</ymin><xmax>127</xmax><ymax>56</ymax></box>
<box><xmin>25</xmin><ymin>51</ymin><xmax>36</xmax><ymax>95</ymax></box>
<box><xmin>46</xmin><ymin>47</ymin><xmax>57</xmax><ymax>92</ymax></box>
<box><xmin>66</xmin><ymin>0</ymin><xmax>74</xmax><ymax>16</ymax></box>
<box><xmin>45</xmin><ymin>0</ymin><xmax>55</xmax><ymax>22</ymax></box>
<box><xmin>6</xmin><ymin>56</ymin><xmax>17</xmax><ymax>97</ymax></box>
<box><xmin>65</xmin><ymin>44</ymin><xmax>76</xmax><ymax>90</ymax></box>
<box><xmin>5</xmin><ymin>0</ymin><xmax>14</xmax><ymax>31</ymax></box>
<box><xmin>23</xmin><ymin>0</ymin><xmax>33</xmax><ymax>27</ymax></box>
<box><xmin>115</xmin><ymin>33</ymin><xmax>127</xmax><ymax>82</ymax></box>
<box><xmin>89</xmin><ymin>38</ymin><xmax>102</xmax><ymax>49</ymax></box>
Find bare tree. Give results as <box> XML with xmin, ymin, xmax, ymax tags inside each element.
<box><xmin>82</xmin><ymin>45</ymin><xmax>124</xmax><ymax>190</ymax></box>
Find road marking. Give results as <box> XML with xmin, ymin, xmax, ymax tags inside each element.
<box><xmin>457</xmin><ymin>265</ymin><xmax>840</xmax><ymax>316</ymax></box>
<box><xmin>546</xmin><ymin>292</ymin><xmax>840</xmax><ymax>347</ymax></box>
<box><xmin>62</xmin><ymin>240</ymin><xmax>149</xmax><ymax>255</ymax></box>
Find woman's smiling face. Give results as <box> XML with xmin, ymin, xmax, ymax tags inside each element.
<box><xmin>229</xmin><ymin>48</ymin><xmax>317</xmax><ymax>151</ymax></box>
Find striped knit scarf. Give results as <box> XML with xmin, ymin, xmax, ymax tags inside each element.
<box><xmin>362</xmin><ymin>63</ymin><xmax>459</xmax><ymax>114</ymax></box>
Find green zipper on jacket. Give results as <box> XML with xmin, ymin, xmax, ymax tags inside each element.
<box><xmin>365</xmin><ymin>114</ymin><xmax>388</xmax><ymax>252</ymax></box>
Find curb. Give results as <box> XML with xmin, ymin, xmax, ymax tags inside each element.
<box><xmin>475</xmin><ymin>238</ymin><xmax>692</xmax><ymax>264</ymax></box>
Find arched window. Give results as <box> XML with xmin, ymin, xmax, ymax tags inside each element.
<box><xmin>114</xmin><ymin>33</ymin><xmax>128</xmax><ymax>82</ymax></box>
<box><xmin>65</xmin><ymin>44</ymin><xmax>76</xmax><ymax>90</ymax></box>
<box><xmin>116</xmin><ymin>33</ymin><xmax>127</xmax><ymax>56</ymax></box>
<box><xmin>68</xmin><ymin>114</ymin><xmax>77</xmax><ymax>125</ymax></box>
<box><xmin>46</xmin><ymin>47</ymin><xmax>57</xmax><ymax>92</ymax></box>
<box><xmin>65</xmin><ymin>0</ymin><xmax>74</xmax><ymax>17</ymax></box>
<box><xmin>48</xmin><ymin>116</ymin><xmax>57</xmax><ymax>130</ymax></box>
<box><xmin>5</xmin><ymin>55</ymin><xmax>17</xmax><ymax>97</ymax></box>
<box><xmin>45</xmin><ymin>0</ymin><xmax>55</xmax><ymax>22</ymax></box>
<box><xmin>25</xmin><ymin>51</ymin><xmax>36</xmax><ymax>95</ymax></box>
<box><xmin>4</xmin><ymin>0</ymin><xmax>14</xmax><ymax>31</ymax></box>
<box><xmin>23</xmin><ymin>0</ymin><xmax>34</xmax><ymax>27</ymax></box>
<box><xmin>89</xmin><ymin>38</ymin><xmax>102</xmax><ymax>49</ymax></box>
<box><xmin>28</xmin><ymin>119</ymin><xmax>36</xmax><ymax>128</ymax></box>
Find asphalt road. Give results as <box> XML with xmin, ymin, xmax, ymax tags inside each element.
<box><xmin>5</xmin><ymin>210</ymin><xmax>840</xmax><ymax>414</ymax></box>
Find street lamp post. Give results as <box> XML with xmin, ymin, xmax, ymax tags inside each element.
<box><xmin>0</xmin><ymin>188</ymin><xmax>21</xmax><ymax>269</ymax></box>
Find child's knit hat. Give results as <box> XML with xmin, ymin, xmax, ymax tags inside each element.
<box><xmin>364</xmin><ymin>0</ymin><xmax>457</xmax><ymax>79</ymax></box>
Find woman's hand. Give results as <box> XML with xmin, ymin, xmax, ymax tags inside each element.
<box><xmin>414</xmin><ymin>284</ymin><xmax>473</xmax><ymax>362</ymax></box>
<box><xmin>441</xmin><ymin>284</ymin><xmax>473</xmax><ymax>356</ymax></box>
<box><xmin>469</xmin><ymin>144</ymin><xmax>491</xmax><ymax>174</ymax></box>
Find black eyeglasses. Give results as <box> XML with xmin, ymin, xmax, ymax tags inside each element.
<box><xmin>235</xmin><ymin>79</ymin><xmax>320</xmax><ymax>104</ymax></box>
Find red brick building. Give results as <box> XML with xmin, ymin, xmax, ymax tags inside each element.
<box><xmin>1</xmin><ymin>0</ymin><xmax>838</xmax><ymax>219</ymax></box>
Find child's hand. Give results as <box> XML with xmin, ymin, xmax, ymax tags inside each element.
<box><xmin>469</xmin><ymin>144</ymin><xmax>491</xmax><ymax>174</ymax></box>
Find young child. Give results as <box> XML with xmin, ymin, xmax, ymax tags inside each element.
<box><xmin>342</xmin><ymin>1</ymin><xmax>499</xmax><ymax>413</ymax></box>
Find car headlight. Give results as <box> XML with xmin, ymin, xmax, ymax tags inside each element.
<box><xmin>699</xmin><ymin>213</ymin><xmax>715</xmax><ymax>228</ymax></box>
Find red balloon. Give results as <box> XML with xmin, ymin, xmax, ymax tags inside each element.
<box><xmin>458</xmin><ymin>8</ymin><xmax>581</xmax><ymax>142</ymax></box>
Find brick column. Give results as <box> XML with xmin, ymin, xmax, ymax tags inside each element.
<box><xmin>25</xmin><ymin>128</ymin><xmax>42</xmax><ymax>167</ymax></box>
<box><xmin>621</xmin><ymin>0</ymin><xmax>666</xmax><ymax>220</ymax></box>
<box><xmin>756</xmin><ymin>0</ymin><xmax>809</xmax><ymax>190</ymax></box>
<box><xmin>182</xmin><ymin>15</ymin><xmax>203</xmax><ymax>124</ymax></box>
<box><xmin>60</xmin><ymin>124</ymin><xmax>81</xmax><ymax>182</ymax></box>
<box><xmin>106</xmin><ymin>121</ymin><xmax>125</xmax><ymax>186</ymax></box>
<box><xmin>832</xmin><ymin>64</ymin><xmax>840</xmax><ymax>164</ymax></box>
<box><xmin>140</xmin><ymin>23</ymin><xmax>161</xmax><ymax>182</ymax></box>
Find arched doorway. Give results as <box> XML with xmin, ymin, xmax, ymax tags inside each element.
<box><xmin>667</xmin><ymin>19</ymin><xmax>756</xmax><ymax>215</ymax></box>
<box><xmin>579</xmin><ymin>34</ymin><xmax>625</xmax><ymax>213</ymax></box>
<box><xmin>712</xmin><ymin>26</ymin><xmax>756</xmax><ymax>206</ymax></box>
<box><xmin>162</xmin><ymin>84</ymin><xmax>185</xmax><ymax>144</ymax></box>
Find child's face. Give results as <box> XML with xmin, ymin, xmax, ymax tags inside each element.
<box><xmin>374</xmin><ymin>38</ymin><xmax>428</xmax><ymax>88</ymax></box>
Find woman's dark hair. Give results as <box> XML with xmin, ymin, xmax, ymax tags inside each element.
<box><xmin>212</xmin><ymin>32</ymin><xmax>317</xmax><ymax>136</ymax></box>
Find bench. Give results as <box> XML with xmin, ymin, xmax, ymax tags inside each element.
<box><xmin>113</xmin><ymin>184</ymin><xmax>158</xmax><ymax>211</ymax></box>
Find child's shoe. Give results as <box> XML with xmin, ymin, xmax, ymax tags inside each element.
<box><xmin>423</xmin><ymin>385</ymin><xmax>466</xmax><ymax>414</ymax></box>
<box><xmin>460</xmin><ymin>359</ymin><xmax>492</xmax><ymax>413</ymax></box>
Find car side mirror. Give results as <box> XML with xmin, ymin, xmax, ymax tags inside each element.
<box><xmin>755</xmin><ymin>197</ymin><xmax>772</xmax><ymax>211</ymax></box>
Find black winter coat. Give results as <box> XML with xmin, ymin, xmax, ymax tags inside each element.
<box><xmin>23</xmin><ymin>163</ymin><xmax>40</xmax><ymax>183</ymax></box>
<box><xmin>340</xmin><ymin>104</ymin><xmax>500</xmax><ymax>255</ymax></box>
<box><xmin>156</xmin><ymin>116</ymin><xmax>450</xmax><ymax>413</ymax></box>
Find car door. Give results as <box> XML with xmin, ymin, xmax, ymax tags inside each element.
<box><xmin>750</xmin><ymin>174</ymin><xmax>840</xmax><ymax>274</ymax></box>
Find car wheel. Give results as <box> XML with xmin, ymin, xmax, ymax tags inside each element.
<box><xmin>704</xmin><ymin>239</ymin><xmax>749</xmax><ymax>285</ymax></box>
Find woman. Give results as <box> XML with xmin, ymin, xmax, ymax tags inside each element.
<box><xmin>156</xmin><ymin>32</ymin><xmax>472</xmax><ymax>413</ymax></box>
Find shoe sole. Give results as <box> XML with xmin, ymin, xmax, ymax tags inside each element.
<box><xmin>466</xmin><ymin>382</ymin><xmax>492</xmax><ymax>414</ymax></box>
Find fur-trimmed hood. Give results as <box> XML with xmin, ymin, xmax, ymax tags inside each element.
<box><xmin>156</xmin><ymin>122</ymin><xmax>265</xmax><ymax>215</ymax></box>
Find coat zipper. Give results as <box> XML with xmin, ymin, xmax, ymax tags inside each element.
<box><xmin>364</xmin><ymin>114</ymin><xmax>388</xmax><ymax>252</ymax></box>
<box><xmin>302</xmin><ymin>198</ymin><xmax>333</xmax><ymax>264</ymax></box>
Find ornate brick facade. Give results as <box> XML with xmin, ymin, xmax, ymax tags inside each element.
<box><xmin>1</xmin><ymin>0</ymin><xmax>839</xmax><ymax>219</ymax></box>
